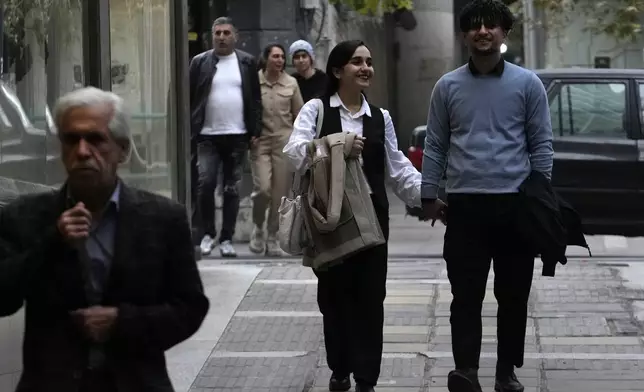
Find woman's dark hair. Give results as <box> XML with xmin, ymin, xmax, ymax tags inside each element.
<box><xmin>259</xmin><ymin>43</ymin><xmax>286</xmax><ymax>71</ymax></box>
<box><xmin>458</xmin><ymin>0</ymin><xmax>514</xmax><ymax>33</ymax></box>
<box><xmin>324</xmin><ymin>39</ymin><xmax>368</xmax><ymax>98</ymax></box>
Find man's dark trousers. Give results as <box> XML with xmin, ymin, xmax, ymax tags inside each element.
<box><xmin>443</xmin><ymin>193</ymin><xmax>535</xmax><ymax>370</ymax></box>
<box><xmin>196</xmin><ymin>134</ymin><xmax>247</xmax><ymax>242</ymax></box>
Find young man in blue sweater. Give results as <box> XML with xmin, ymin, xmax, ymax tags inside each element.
<box><xmin>421</xmin><ymin>1</ymin><xmax>553</xmax><ymax>392</ymax></box>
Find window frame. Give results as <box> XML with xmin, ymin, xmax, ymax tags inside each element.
<box><xmin>633</xmin><ymin>79</ymin><xmax>644</xmax><ymax>140</ymax></box>
<box><xmin>546</xmin><ymin>78</ymin><xmax>637</xmax><ymax>140</ymax></box>
<box><xmin>83</xmin><ymin>0</ymin><xmax>191</xmax><ymax>209</ymax></box>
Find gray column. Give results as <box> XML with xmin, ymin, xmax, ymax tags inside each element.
<box><xmin>228</xmin><ymin>0</ymin><xmax>300</xmax><ymax>57</ymax></box>
<box><xmin>395</xmin><ymin>0</ymin><xmax>454</xmax><ymax>150</ymax></box>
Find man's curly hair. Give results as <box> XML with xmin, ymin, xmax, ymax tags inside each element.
<box><xmin>459</xmin><ymin>0</ymin><xmax>515</xmax><ymax>33</ymax></box>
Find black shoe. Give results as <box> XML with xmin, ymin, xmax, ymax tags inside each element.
<box><xmin>355</xmin><ymin>383</ymin><xmax>375</xmax><ymax>392</ymax></box>
<box><xmin>329</xmin><ymin>374</ymin><xmax>351</xmax><ymax>392</ymax></box>
<box><xmin>494</xmin><ymin>372</ymin><xmax>524</xmax><ymax>392</ymax></box>
<box><xmin>447</xmin><ymin>369</ymin><xmax>482</xmax><ymax>392</ymax></box>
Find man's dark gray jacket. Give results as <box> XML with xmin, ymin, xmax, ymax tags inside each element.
<box><xmin>189</xmin><ymin>48</ymin><xmax>262</xmax><ymax>142</ymax></box>
<box><xmin>0</xmin><ymin>183</ymin><xmax>209</xmax><ymax>391</ymax></box>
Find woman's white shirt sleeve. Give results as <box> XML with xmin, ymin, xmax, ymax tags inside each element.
<box><xmin>283</xmin><ymin>99</ymin><xmax>319</xmax><ymax>172</ymax></box>
<box><xmin>381</xmin><ymin>108</ymin><xmax>422</xmax><ymax>208</ymax></box>
<box><xmin>282</xmin><ymin>100</ymin><xmax>422</xmax><ymax>207</ymax></box>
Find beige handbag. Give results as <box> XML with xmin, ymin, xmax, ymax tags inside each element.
<box><xmin>301</xmin><ymin>133</ymin><xmax>385</xmax><ymax>270</ymax></box>
<box><xmin>277</xmin><ymin>99</ymin><xmax>324</xmax><ymax>255</ymax></box>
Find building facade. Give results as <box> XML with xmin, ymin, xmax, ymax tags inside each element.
<box><xmin>541</xmin><ymin>12</ymin><xmax>644</xmax><ymax>69</ymax></box>
<box><xmin>0</xmin><ymin>1</ymin><xmax>190</xmax><ymax>389</ymax></box>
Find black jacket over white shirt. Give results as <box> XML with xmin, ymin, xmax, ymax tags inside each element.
<box><xmin>189</xmin><ymin>48</ymin><xmax>262</xmax><ymax>143</ymax></box>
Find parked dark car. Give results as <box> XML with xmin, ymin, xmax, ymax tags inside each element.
<box><xmin>405</xmin><ymin>68</ymin><xmax>644</xmax><ymax>237</ymax></box>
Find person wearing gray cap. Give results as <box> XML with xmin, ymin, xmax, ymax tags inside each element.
<box><xmin>289</xmin><ymin>39</ymin><xmax>327</xmax><ymax>102</ymax></box>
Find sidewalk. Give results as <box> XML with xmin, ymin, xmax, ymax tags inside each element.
<box><xmin>214</xmin><ymin>205</ymin><xmax>644</xmax><ymax>260</ymax></box>
<box><xmin>167</xmin><ymin>259</ymin><xmax>644</xmax><ymax>392</ymax></box>
<box><xmin>208</xmin><ymin>190</ymin><xmax>644</xmax><ymax>259</ymax></box>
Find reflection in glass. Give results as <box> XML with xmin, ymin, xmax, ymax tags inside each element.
<box><xmin>0</xmin><ymin>2</ymin><xmax>83</xmax><ymax>197</ymax></box>
<box><xmin>0</xmin><ymin>2</ymin><xmax>84</xmax><ymax>389</ymax></box>
<box><xmin>110</xmin><ymin>0</ymin><xmax>172</xmax><ymax>198</ymax></box>
<box><xmin>549</xmin><ymin>82</ymin><xmax>627</xmax><ymax>138</ymax></box>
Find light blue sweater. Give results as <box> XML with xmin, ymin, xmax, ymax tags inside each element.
<box><xmin>421</xmin><ymin>61</ymin><xmax>554</xmax><ymax>199</ymax></box>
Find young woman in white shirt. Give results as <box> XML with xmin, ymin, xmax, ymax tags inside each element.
<box><xmin>283</xmin><ymin>40</ymin><xmax>422</xmax><ymax>392</ymax></box>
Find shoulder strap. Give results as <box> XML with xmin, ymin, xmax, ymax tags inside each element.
<box><xmin>289</xmin><ymin>98</ymin><xmax>325</xmax><ymax>197</ymax></box>
<box><xmin>315</xmin><ymin>98</ymin><xmax>324</xmax><ymax>138</ymax></box>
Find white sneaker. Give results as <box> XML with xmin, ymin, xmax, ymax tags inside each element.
<box><xmin>265</xmin><ymin>236</ymin><xmax>283</xmax><ymax>257</ymax></box>
<box><xmin>200</xmin><ymin>235</ymin><xmax>215</xmax><ymax>256</ymax></box>
<box><xmin>219</xmin><ymin>240</ymin><xmax>237</xmax><ymax>258</ymax></box>
<box><xmin>249</xmin><ymin>226</ymin><xmax>265</xmax><ymax>254</ymax></box>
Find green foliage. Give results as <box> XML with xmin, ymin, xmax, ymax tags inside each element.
<box><xmin>330</xmin><ymin>0</ymin><xmax>413</xmax><ymax>15</ymax></box>
<box><xmin>515</xmin><ymin>0</ymin><xmax>643</xmax><ymax>42</ymax></box>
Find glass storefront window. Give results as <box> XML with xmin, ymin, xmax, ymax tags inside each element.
<box><xmin>110</xmin><ymin>0</ymin><xmax>173</xmax><ymax>198</ymax></box>
<box><xmin>0</xmin><ymin>2</ymin><xmax>83</xmax><ymax>200</ymax></box>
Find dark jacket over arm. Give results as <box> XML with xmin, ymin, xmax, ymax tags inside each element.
<box><xmin>518</xmin><ymin>170</ymin><xmax>590</xmax><ymax>277</ymax></box>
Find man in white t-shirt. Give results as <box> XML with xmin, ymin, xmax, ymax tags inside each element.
<box><xmin>189</xmin><ymin>17</ymin><xmax>262</xmax><ymax>257</ymax></box>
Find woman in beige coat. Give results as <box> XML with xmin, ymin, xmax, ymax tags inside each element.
<box><xmin>250</xmin><ymin>43</ymin><xmax>304</xmax><ymax>256</ymax></box>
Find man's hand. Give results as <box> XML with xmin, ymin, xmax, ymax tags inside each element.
<box><xmin>70</xmin><ymin>306</ymin><xmax>119</xmax><ymax>343</ymax></box>
<box><xmin>57</xmin><ymin>202</ymin><xmax>92</xmax><ymax>242</ymax></box>
<box><xmin>422</xmin><ymin>198</ymin><xmax>448</xmax><ymax>226</ymax></box>
<box><xmin>349</xmin><ymin>136</ymin><xmax>365</xmax><ymax>158</ymax></box>
<box><xmin>250</xmin><ymin>136</ymin><xmax>259</xmax><ymax>146</ymax></box>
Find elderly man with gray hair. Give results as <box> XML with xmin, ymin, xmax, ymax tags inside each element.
<box><xmin>0</xmin><ymin>87</ymin><xmax>209</xmax><ymax>392</ymax></box>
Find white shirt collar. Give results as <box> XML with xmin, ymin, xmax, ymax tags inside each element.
<box><xmin>329</xmin><ymin>93</ymin><xmax>371</xmax><ymax>118</ymax></box>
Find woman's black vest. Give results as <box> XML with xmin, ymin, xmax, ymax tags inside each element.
<box><xmin>317</xmin><ymin>96</ymin><xmax>389</xmax><ymax>217</ymax></box>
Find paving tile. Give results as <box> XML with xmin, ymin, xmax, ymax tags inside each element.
<box><xmin>213</xmin><ymin>316</ymin><xmax>322</xmax><ymax>352</ymax></box>
<box><xmin>535</xmin><ymin>303</ymin><xmax>627</xmax><ymax>313</ymax></box>
<box><xmin>436</xmin><ymin>289</ymin><xmax>498</xmax><ymax>304</ymax></box>
<box><xmin>434</xmin><ymin>317</ymin><xmax>535</xmax><ymax>327</ymax></box>
<box><xmin>385</xmin><ymin>296</ymin><xmax>433</xmax><ymax>305</ymax></box>
<box><xmin>384</xmin><ymin>326</ymin><xmax>431</xmax><ymax>335</ymax></box>
<box><xmin>540</xmin><ymin>336</ymin><xmax>642</xmax><ymax>345</ymax></box>
<box><xmin>387</xmin><ymin>289</ymin><xmax>434</xmax><ymax>297</ymax></box>
<box><xmin>236</xmin><ymin>283</ymin><xmax>318</xmax><ymax>312</ymax></box>
<box><xmin>434</xmin><ymin>325</ymin><xmax>536</xmax><ymax>336</ymax></box>
<box><xmin>383</xmin><ymin>343</ymin><xmax>429</xmax><ymax>353</ymax></box>
<box><xmin>192</xmin><ymin>355</ymin><xmax>318</xmax><ymax>390</ymax></box>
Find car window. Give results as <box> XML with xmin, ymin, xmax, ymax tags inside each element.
<box><xmin>548</xmin><ymin>81</ymin><xmax>627</xmax><ymax>138</ymax></box>
<box><xmin>637</xmin><ymin>82</ymin><xmax>644</xmax><ymax>134</ymax></box>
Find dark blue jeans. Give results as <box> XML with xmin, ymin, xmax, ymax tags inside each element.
<box><xmin>195</xmin><ymin>134</ymin><xmax>247</xmax><ymax>243</ymax></box>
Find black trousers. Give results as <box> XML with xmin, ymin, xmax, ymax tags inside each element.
<box><xmin>314</xmin><ymin>209</ymin><xmax>389</xmax><ymax>387</ymax></box>
<box><xmin>444</xmin><ymin>193</ymin><xmax>534</xmax><ymax>370</ymax></box>
<box><xmin>195</xmin><ymin>134</ymin><xmax>247</xmax><ymax>242</ymax></box>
